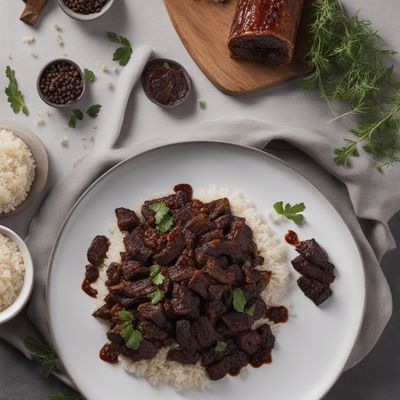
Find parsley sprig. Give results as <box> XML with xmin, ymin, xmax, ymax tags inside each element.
<box><xmin>68</xmin><ymin>109</ymin><xmax>83</xmax><ymax>128</ymax></box>
<box><xmin>149</xmin><ymin>202</ymin><xmax>173</xmax><ymax>233</ymax></box>
<box><xmin>147</xmin><ymin>264</ymin><xmax>165</xmax><ymax>304</ymax></box>
<box><xmin>106</xmin><ymin>32</ymin><xmax>133</xmax><ymax>66</ymax></box>
<box><xmin>214</xmin><ymin>341</ymin><xmax>227</xmax><ymax>353</ymax></box>
<box><xmin>273</xmin><ymin>202</ymin><xmax>305</xmax><ymax>224</ymax></box>
<box><xmin>232</xmin><ymin>288</ymin><xmax>254</xmax><ymax>316</ymax></box>
<box><xmin>86</xmin><ymin>104</ymin><xmax>102</xmax><ymax>118</ymax></box>
<box><xmin>25</xmin><ymin>337</ymin><xmax>59</xmax><ymax>377</ymax></box>
<box><xmin>305</xmin><ymin>0</ymin><xmax>400</xmax><ymax>168</ymax></box>
<box><xmin>118</xmin><ymin>310</ymin><xmax>143</xmax><ymax>350</ymax></box>
<box><xmin>84</xmin><ymin>68</ymin><xmax>96</xmax><ymax>82</ymax></box>
<box><xmin>5</xmin><ymin>66</ymin><xmax>29</xmax><ymax>116</ymax></box>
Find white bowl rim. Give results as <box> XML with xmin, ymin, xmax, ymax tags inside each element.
<box><xmin>57</xmin><ymin>0</ymin><xmax>114</xmax><ymax>21</ymax></box>
<box><xmin>0</xmin><ymin>225</ymin><xmax>34</xmax><ymax>324</ymax></box>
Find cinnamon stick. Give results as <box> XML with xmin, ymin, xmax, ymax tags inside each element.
<box><xmin>20</xmin><ymin>0</ymin><xmax>48</xmax><ymax>26</ymax></box>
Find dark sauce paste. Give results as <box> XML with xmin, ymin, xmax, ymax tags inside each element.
<box><xmin>81</xmin><ymin>278</ymin><xmax>98</xmax><ymax>298</ymax></box>
<box><xmin>250</xmin><ymin>354</ymin><xmax>272</xmax><ymax>368</ymax></box>
<box><xmin>99</xmin><ymin>343</ymin><xmax>119</xmax><ymax>364</ymax></box>
<box><xmin>143</xmin><ymin>62</ymin><xmax>189</xmax><ymax>107</ymax></box>
<box><xmin>285</xmin><ymin>229</ymin><xmax>299</xmax><ymax>246</ymax></box>
<box><xmin>267</xmin><ymin>306</ymin><xmax>289</xmax><ymax>324</ymax></box>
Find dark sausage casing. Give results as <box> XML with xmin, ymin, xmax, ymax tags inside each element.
<box><xmin>228</xmin><ymin>0</ymin><xmax>304</xmax><ymax>65</ymax></box>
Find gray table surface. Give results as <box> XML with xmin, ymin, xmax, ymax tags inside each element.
<box><xmin>1</xmin><ymin>211</ymin><xmax>399</xmax><ymax>399</ymax></box>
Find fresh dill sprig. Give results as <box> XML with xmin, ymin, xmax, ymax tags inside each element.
<box><xmin>305</xmin><ymin>0</ymin><xmax>400</xmax><ymax>168</ymax></box>
<box><xmin>25</xmin><ymin>336</ymin><xmax>60</xmax><ymax>377</ymax></box>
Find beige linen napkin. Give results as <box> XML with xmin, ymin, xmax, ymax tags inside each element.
<box><xmin>0</xmin><ymin>47</ymin><xmax>397</xmax><ymax>388</ymax></box>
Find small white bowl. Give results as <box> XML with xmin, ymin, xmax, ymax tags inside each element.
<box><xmin>57</xmin><ymin>0</ymin><xmax>114</xmax><ymax>21</ymax></box>
<box><xmin>0</xmin><ymin>226</ymin><xmax>34</xmax><ymax>325</ymax></box>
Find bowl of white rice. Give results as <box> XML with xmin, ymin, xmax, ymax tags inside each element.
<box><xmin>0</xmin><ymin>225</ymin><xmax>34</xmax><ymax>324</ymax></box>
<box><xmin>0</xmin><ymin>122</ymin><xmax>48</xmax><ymax>218</ymax></box>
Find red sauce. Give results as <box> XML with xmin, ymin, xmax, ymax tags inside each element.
<box><xmin>81</xmin><ymin>278</ymin><xmax>98</xmax><ymax>298</ymax></box>
<box><xmin>251</xmin><ymin>354</ymin><xmax>272</xmax><ymax>368</ymax></box>
<box><xmin>285</xmin><ymin>230</ymin><xmax>299</xmax><ymax>246</ymax></box>
<box><xmin>174</xmin><ymin>183</ymin><xmax>193</xmax><ymax>198</ymax></box>
<box><xmin>267</xmin><ymin>306</ymin><xmax>289</xmax><ymax>324</ymax></box>
<box><xmin>229</xmin><ymin>368</ymin><xmax>242</xmax><ymax>377</ymax></box>
<box><xmin>99</xmin><ymin>343</ymin><xmax>119</xmax><ymax>364</ymax></box>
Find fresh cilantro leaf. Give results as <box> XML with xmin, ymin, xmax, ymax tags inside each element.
<box><xmin>49</xmin><ymin>393</ymin><xmax>83</xmax><ymax>400</ymax></box>
<box><xmin>120</xmin><ymin>324</ymin><xmax>133</xmax><ymax>342</ymax></box>
<box><xmin>147</xmin><ymin>288</ymin><xmax>164</xmax><ymax>304</ymax></box>
<box><xmin>86</xmin><ymin>104</ymin><xmax>102</xmax><ymax>118</ymax></box>
<box><xmin>5</xmin><ymin>66</ymin><xmax>29</xmax><ymax>116</ymax></box>
<box><xmin>163</xmin><ymin>62</ymin><xmax>171</xmax><ymax>70</ymax></box>
<box><xmin>118</xmin><ymin>310</ymin><xmax>133</xmax><ymax>323</ymax></box>
<box><xmin>150</xmin><ymin>264</ymin><xmax>165</xmax><ymax>286</ymax></box>
<box><xmin>68</xmin><ymin>109</ymin><xmax>83</xmax><ymax>129</ymax></box>
<box><xmin>106</xmin><ymin>32</ymin><xmax>133</xmax><ymax>66</ymax></box>
<box><xmin>245</xmin><ymin>304</ymin><xmax>256</xmax><ymax>317</ymax></box>
<box><xmin>214</xmin><ymin>341</ymin><xmax>227</xmax><ymax>353</ymax></box>
<box><xmin>84</xmin><ymin>68</ymin><xmax>96</xmax><ymax>82</ymax></box>
<box><xmin>273</xmin><ymin>201</ymin><xmax>306</xmax><ymax>225</ymax></box>
<box><xmin>149</xmin><ymin>202</ymin><xmax>173</xmax><ymax>233</ymax></box>
<box><xmin>125</xmin><ymin>330</ymin><xmax>143</xmax><ymax>350</ymax></box>
<box><xmin>25</xmin><ymin>337</ymin><xmax>59</xmax><ymax>377</ymax></box>
<box><xmin>198</xmin><ymin>99</ymin><xmax>206</xmax><ymax>110</ymax></box>
<box><xmin>232</xmin><ymin>288</ymin><xmax>246</xmax><ymax>313</ymax></box>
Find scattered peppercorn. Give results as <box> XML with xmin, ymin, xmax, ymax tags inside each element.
<box><xmin>39</xmin><ymin>61</ymin><xmax>84</xmax><ymax>105</ymax></box>
<box><xmin>62</xmin><ymin>0</ymin><xmax>109</xmax><ymax>14</ymax></box>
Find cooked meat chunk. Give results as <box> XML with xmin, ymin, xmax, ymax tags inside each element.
<box><xmin>248</xmin><ymin>297</ymin><xmax>267</xmax><ymax>320</ymax></box>
<box><xmin>173</xmin><ymin>203</ymin><xmax>201</xmax><ymax>226</ymax></box>
<box><xmin>185</xmin><ymin>214</ymin><xmax>216</xmax><ymax>235</ymax></box>
<box><xmin>208</xmin><ymin>284</ymin><xmax>227</xmax><ymax>301</ymax></box>
<box><xmin>123</xmin><ymin>233</ymin><xmax>152</xmax><ymax>264</ymax></box>
<box><xmin>206</xmin><ymin>351</ymin><xmax>248</xmax><ymax>380</ymax></box>
<box><xmin>201</xmin><ymin>338</ymin><xmax>236</xmax><ymax>367</ymax></box>
<box><xmin>85</xmin><ymin>264</ymin><xmax>99</xmax><ymax>282</ymax></box>
<box><xmin>105</xmin><ymin>262</ymin><xmax>122</xmax><ymax>286</ymax></box>
<box><xmin>205</xmin><ymin>258</ymin><xmax>236</xmax><ymax>285</ymax></box>
<box><xmin>267</xmin><ymin>306</ymin><xmax>289</xmax><ymax>323</ymax></box>
<box><xmin>175</xmin><ymin>320</ymin><xmax>199</xmax><ymax>351</ymax></box>
<box><xmin>192</xmin><ymin>316</ymin><xmax>220</xmax><ymax>348</ymax></box>
<box><xmin>168</xmin><ymin>264</ymin><xmax>197</xmax><ymax>282</ymax></box>
<box><xmin>297</xmin><ymin>276</ymin><xmax>332</xmax><ymax>306</ymax></box>
<box><xmin>120</xmin><ymin>340</ymin><xmax>159</xmax><ymax>362</ymax></box>
<box><xmin>295</xmin><ymin>239</ymin><xmax>334</xmax><ymax>271</ymax></box>
<box><xmin>199</xmin><ymin>229</ymin><xmax>224</xmax><ymax>245</ymax></box>
<box><xmin>137</xmin><ymin>319</ymin><xmax>168</xmax><ymax>341</ymax></box>
<box><xmin>167</xmin><ymin>348</ymin><xmax>200</xmax><ymax>364</ymax></box>
<box><xmin>199</xmin><ymin>239</ymin><xmax>246</xmax><ymax>263</ymax></box>
<box><xmin>121</xmin><ymin>260</ymin><xmax>149</xmax><ymax>281</ymax></box>
<box><xmin>221</xmin><ymin>312</ymin><xmax>252</xmax><ymax>335</ymax></box>
<box><xmin>170</xmin><ymin>284</ymin><xmax>200</xmax><ymax>318</ymax></box>
<box><xmin>257</xmin><ymin>324</ymin><xmax>275</xmax><ymax>351</ymax></box>
<box><xmin>188</xmin><ymin>270</ymin><xmax>210</xmax><ymax>299</ymax></box>
<box><xmin>237</xmin><ymin>330</ymin><xmax>262</xmax><ymax>355</ymax></box>
<box><xmin>137</xmin><ymin>303</ymin><xmax>168</xmax><ymax>328</ymax></box>
<box><xmin>227</xmin><ymin>219</ymin><xmax>256</xmax><ymax>254</ymax></box>
<box><xmin>214</xmin><ymin>214</ymin><xmax>233</xmax><ymax>231</ymax></box>
<box><xmin>116</xmin><ymin>278</ymin><xmax>155</xmax><ymax>300</ymax></box>
<box><xmin>87</xmin><ymin>235</ymin><xmax>110</xmax><ymax>266</ymax></box>
<box><xmin>250</xmin><ymin>347</ymin><xmax>272</xmax><ymax>366</ymax></box>
<box><xmin>292</xmin><ymin>255</ymin><xmax>335</xmax><ymax>284</ymax></box>
<box><xmin>206</xmin><ymin>198</ymin><xmax>231</xmax><ymax>220</ymax></box>
<box><xmin>120</xmin><ymin>251</ymin><xmax>131</xmax><ymax>262</ymax></box>
<box><xmin>107</xmin><ymin>325</ymin><xmax>124</xmax><ymax>346</ymax></box>
<box><xmin>205</xmin><ymin>301</ymin><xmax>227</xmax><ymax>321</ymax></box>
<box><xmin>154</xmin><ymin>228</ymin><xmax>185</xmax><ymax>265</ymax></box>
<box><xmin>92</xmin><ymin>304</ymin><xmax>112</xmax><ymax>320</ymax></box>
<box><xmin>115</xmin><ymin>207</ymin><xmax>140</xmax><ymax>232</ymax></box>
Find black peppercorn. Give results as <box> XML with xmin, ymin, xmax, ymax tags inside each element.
<box><xmin>62</xmin><ymin>0</ymin><xmax>109</xmax><ymax>15</ymax></box>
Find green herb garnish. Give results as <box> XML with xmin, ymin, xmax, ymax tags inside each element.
<box><xmin>86</xmin><ymin>104</ymin><xmax>102</xmax><ymax>118</ymax></box>
<box><xmin>84</xmin><ymin>68</ymin><xmax>96</xmax><ymax>82</ymax></box>
<box><xmin>198</xmin><ymin>99</ymin><xmax>206</xmax><ymax>110</ymax></box>
<box><xmin>163</xmin><ymin>62</ymin><xmax>172</xmax><ymax>70</ymax></box>
<box><xmin>68</xmin><ymin>109</ymin><xmax>83</xmax><ymax>129</ymax></box>
<box><xmin>245</xmin><ymin>304</ymin><xmax>256</xmax><ymax>317</ymax></box>
<box><xmin>25</xmin><ymin>337</ymin><xmax>59</xmax><ymax>377</ymax></box>
<box><xmin>49</xmin><ymin>393</ymin><xmax>83</xmax><ymax>400</ymax></box>
<box><xmin>149</xmin><ymin>264</ymin><xmax>165</xmax><ymax>286</ymax></box>
<box><xmin>5</xmin><ymin>66</ymin><xmax>29</xmax><ymax>116</ymax></box>
<box><xmin>147</xmin><ymin>288</ymin><xmax>165</xmax><ymax>305</ymax></box>
<box><xmin>118</xmin><ymin>310</ymin><xmax>143</xmax><ymax>350</ymax></box>
<box><xmin>149</xmin><ymin>202</ymin><xmax>173</xmax><ymax>233</ymax></box>
<box><xmin>273</xmin><ymin>201</ymin><xmax>305</xmax><ymax>224</ymax></box>
<box><xmin>232</xmin><ymin>288</ymin><xmax>246</xmax><ymax>313</ymax></box>
<box><xmin>106</xmin><ymin>32</ymin><xmax>133</xmax><ymax>66</ymax></box>
<box><xmin>214</xmin><ymin>341</ymin><xmax>227</xmax><ymax>353</ymax></box>
<box><xmin>305</xmin><ymin>0</ymin><xmax>400</xmax><ymax>168</ymax></box>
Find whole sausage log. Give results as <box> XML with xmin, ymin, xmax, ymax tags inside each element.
<box><xmin>228</xmin><ymin>0</ymin><xmax>304</xmax><ymax>65</ymax></box>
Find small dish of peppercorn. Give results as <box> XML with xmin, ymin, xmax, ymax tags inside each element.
<box><xmin>37</xmin><ymin>59</ymin><xmax>86</xmax><ymax>108</ymax></box>
<box><xmin>57</xmin><ymin>0</ymin><xmax>114</xmax><ymax>21</ymax></box>
<box><xmin>141</xmin><ymin>58</ymin><xmax>192</xmax><ymax>108</ymax></box>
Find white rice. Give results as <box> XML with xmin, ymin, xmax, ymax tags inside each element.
<box><xmin>0</xmin><ymin>233</ymin><xmax>25</xmax><ymax>312</ymax></box>
<box><xmin>0</xmin><ymin>129</ymin><xmax>36</xmax><ymax>214</ymax></box>
<box><xmin>95</xmin><ymin>187</ymin><xmax>291</xmax><ymax>390</ymax></box>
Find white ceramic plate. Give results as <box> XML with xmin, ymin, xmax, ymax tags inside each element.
<box><xmin>48</xmin><ymin>142</ymin><xmax>365</xmax><ymax>400</ymax></box>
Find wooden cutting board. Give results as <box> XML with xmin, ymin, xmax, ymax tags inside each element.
<box><xmin>163</xmin><ymin>0</ymin><xmax>313</xmax><ymax>96</ymax></box>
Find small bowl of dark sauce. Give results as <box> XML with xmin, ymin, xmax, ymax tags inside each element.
<box><xmin>37</xmin><ymin>59</ymin><xmax>86</xmax><ymax>108</ymax></box>
<box><xmin>141</xmin><ymin>58</ymin><xmax>191</xmax><ymax>109</ymax></box>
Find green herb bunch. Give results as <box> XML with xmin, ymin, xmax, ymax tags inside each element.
<box><xmin>305</xmin><ymin>0</ymin><xmax>400</xmax><ymax>168</ymax></box>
